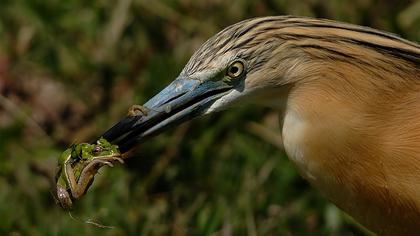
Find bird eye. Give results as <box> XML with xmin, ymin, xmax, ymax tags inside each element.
<box><xmin>227</xmin><ymin>61</ymin><xmax>245</xmax><ymax>78</ymax></box>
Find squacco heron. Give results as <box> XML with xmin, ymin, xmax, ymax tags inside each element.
<box><xmin>102</xmin><ymin>16</ymin><xmax>420</xmax><ymax>235</ymax></box>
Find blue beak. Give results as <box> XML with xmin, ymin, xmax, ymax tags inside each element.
<box><xmin>100</xmin><ymin>76</ymin><xmax>232</xmax><ymax>152</ymax></box>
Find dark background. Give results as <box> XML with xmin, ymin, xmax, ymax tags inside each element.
<box><xmin>1</xmin><ymin>0</ymin><xmax>419</xmax><ymax>235</ymax></box>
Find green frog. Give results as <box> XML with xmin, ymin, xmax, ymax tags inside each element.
<box><xmin>55</xmin><ymin>138</ymin><xmax>123</xmax><ymax>210</ymax></box>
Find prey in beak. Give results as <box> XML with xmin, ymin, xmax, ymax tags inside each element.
<box><xmin>54</xmin><ymin>48</ymin><xmax>252</xmax><ymax>209</ymax></box>
<box><xmin>101</xmin><ymin>60</ymin><xmax>248</xmax><ymax>153</ymax></box>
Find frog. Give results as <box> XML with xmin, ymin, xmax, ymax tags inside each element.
<box><xmin>55</xmin><ymin>137</ymin><xmax>123</xmax><ymax>210</ymax></box>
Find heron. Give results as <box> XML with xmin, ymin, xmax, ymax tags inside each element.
<box><xmin>101</xmin><ymin>16</ymin><xmax>420</xmax><ymax>235</ymax></box>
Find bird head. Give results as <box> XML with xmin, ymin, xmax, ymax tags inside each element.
<box><xmin>101</xmin><ymin>17</ymin><xmax>294</xmax><ymax>152</ymax></box>
<box><xmin>102</xmin><ymin>14</ymin><xmax>414</xmax><ymax>151</ymax></box>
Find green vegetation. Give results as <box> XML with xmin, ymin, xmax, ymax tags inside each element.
<box><xmin>0</xmin><ymin>0</ymin><xmax>419</xmax><ymax>235</ymax></box>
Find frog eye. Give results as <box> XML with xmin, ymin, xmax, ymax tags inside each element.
<box><xmin>227</xmin><ymin>61</ymin><xmax>245</xmax><ymax>78</ymax></box>
<box><xmin>93</xmin><ymin>146</ymin><xmax>102</xmax><ymax>154</ymax></box>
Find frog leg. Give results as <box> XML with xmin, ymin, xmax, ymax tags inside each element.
<box><xmin>56</xmin><ymin>184</ymin><xmax>73</xmax><ymax>210</ymax></box>
<box><xmin>64</xmin><ymin>155</ymin><xmax>124</xmax><ymax>199</ymax></box>
<box><xmin>92</xmin><ymin>154</ymin><xmax>124</xmax><ymax>166</ymax></box>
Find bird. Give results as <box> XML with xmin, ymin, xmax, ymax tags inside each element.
<box><xmin>101</xmin><ymin>16</ymin><xmax>420</xmax><ymax>235</ymax></box>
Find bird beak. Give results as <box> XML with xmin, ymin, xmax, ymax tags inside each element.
<box><xmin>100</xmin><ymin>76</ymin><xmax>233</xmax><ymax>152</ymax></box>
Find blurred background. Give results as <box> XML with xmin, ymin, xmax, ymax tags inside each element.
<box><xmin>0</xmin><ymin>0</ymin><xmax>419</xmax><ymax>235</ymax></box>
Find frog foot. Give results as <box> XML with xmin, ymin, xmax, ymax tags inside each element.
<box><xmin>127</xmin><ymin>104</ymin><xmax>149</xmax><ymax>117</ymax></box>
<box><xmin>77</xmin><ymin>156</ymin><xmax>124</xmax><ymax>179</ymax></box>
<box><xmin>87</xmin><ymin>155</ymin><xmax>124</xmax><ymax>168</ymax></box>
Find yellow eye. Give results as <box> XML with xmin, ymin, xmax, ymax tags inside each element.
<box><xmin>227</xmin><ymin>61</ymin><xmax>245</xmax><ymax>78</ymax></box>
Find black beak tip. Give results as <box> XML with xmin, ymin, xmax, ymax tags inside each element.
<box><xmin>100</xmin><ymin>116</ymin><xmax>140</xmax><ymax>143</ymax></box>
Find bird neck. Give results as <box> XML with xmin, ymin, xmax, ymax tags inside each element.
<box><xmin>279</xmin><ymin>57</ymin><xmax>420</xmax><ymax>234</ymax></box>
